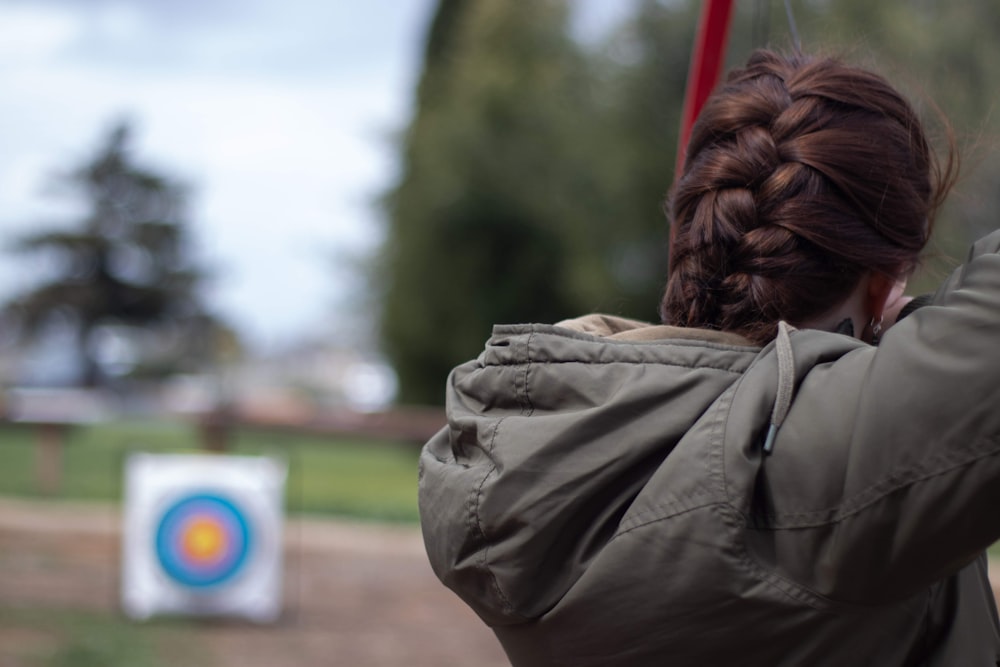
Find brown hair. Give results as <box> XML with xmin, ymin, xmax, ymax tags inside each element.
<box><xmin>661</xmin><ymin>49</ymin><xmax>956</xmax><ymax>344</ymax></box>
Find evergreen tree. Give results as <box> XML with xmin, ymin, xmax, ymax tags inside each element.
<box><xmin>380</xmin><ymin>0</ymin><xmax>614</xmax><ymax>404</ymax></box>
<box><xmin>5</xmin><ymin>121</ymin><xmax>217</xmax><ymax>386</ymax></box>
<box><xmin>590</xmin><ymin>0</ymin><xmax>701</xmax><ymax>313</ymax></box>
<box><xmin>379</xmin><ymin>0</ymin><xmax>1000</xmax><ymax>405</ymax></box>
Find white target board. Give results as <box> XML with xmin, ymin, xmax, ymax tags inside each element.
<box><xmin>121</xmin><ymin>452</ymin><xmax>287</xmax><ymax>622</ymax></box>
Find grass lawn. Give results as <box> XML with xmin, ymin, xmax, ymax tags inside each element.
<box><xmin>0</xmin><ymin>607</ymin><xmax>205</xmax><ymax>667</ymax></box>
<box><xmin>0</xmin><ymin>419</ymin><xmax>421</xmax><ymax>523</ymax></box>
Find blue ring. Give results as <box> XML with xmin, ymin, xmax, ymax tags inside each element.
<box><xmin>154</xmin><ymin>493</ymin><xmax>252</xmax><ymax>588</ymax></box>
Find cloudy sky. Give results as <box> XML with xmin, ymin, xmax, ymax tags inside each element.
<box><xmin>0</xmin><ymin>0</ymin><xmax>631</xmax><ymax>353</ymax></box>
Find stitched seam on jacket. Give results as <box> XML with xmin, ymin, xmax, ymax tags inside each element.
<box><xmin>617</xmin><ymin>501</ymin><xmax>875</xmax><ymax>612</ymax></box>
<box><xmin>472</xmin><ymin>416</ymin><xmax>517</xmax><ymax>615</ymax></box>
<box><xmin>468</xmin><ymin>335</ymin><xmax>535</xmax><ymax>619</ymax></box>
<box><xmin>493</xmin><ymin>323</ymin><xmax>763</xmax><ymax>352</ymax></box>
<box><xmin>731</xmin><ymin>521</ymin><xmax>876</xmax><ymax>612</ymax></box>
<box><xmin>717</xmin><ymin>348</ymin><xmax>771</xmax><ymax>508</ymax></box>
<box><xmin>712</xmin><ymin>350</ymin><xmax>878</xmax><ymax>613</ymax></box>
<box><xmin>522</xmin><ymin>331</ymin><xmax>535</xmax><ymax>416</ymax></box>
<box><xmin>706</xmin><ymin>505</ymin><xmax>886</xmax><ymax>613</ymax></box>
<box><xmin>610</xmin><ymin>499</ymin><xmax>724</xmax><ymax>540</ymax></box>
<box><xmin>608</xmin><ymin>502</ymin><xmax>860</xmax><ymax>612</ymax></box>
<box><xmin>712</xmin><ymin>383</ymin><xmax>736</xmax><ymax>502</ymax></box>
<box><xmin>754</xmin><ymin>435</ymin><xmax>1000</xmax><ymax>528</ymax></box>
<box><xmin>484</xmin><ymin>359</ymin><xmax>747</xmax><ymax>374</ymax></box>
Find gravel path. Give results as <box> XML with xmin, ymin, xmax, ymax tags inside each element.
<box><xmin>0</xmin><ymin>497</ymin><xmax>509</xmax><ymax>667</ymax></box>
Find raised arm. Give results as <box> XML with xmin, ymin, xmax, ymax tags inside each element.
<box><xmin>747</xmin><ymin>230</ymin><xmax>1000</xmax><ymax>604</ymax></box>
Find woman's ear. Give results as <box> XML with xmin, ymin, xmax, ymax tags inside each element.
<box><xmin>866</xmin><ymin>272</ymin><xmax>910</xmax><ymax>336</ymax></box>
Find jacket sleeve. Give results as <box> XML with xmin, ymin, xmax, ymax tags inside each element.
<box><xmin>752</xmin><ymin>229</ymin><xmax>1000</xmax><ymax>604</ymax></box>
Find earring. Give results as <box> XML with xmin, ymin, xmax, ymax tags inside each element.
<box><xmin>869</xmin><ymin>315</ymin><xmax>883</xmax><ymax>345</ymax></box>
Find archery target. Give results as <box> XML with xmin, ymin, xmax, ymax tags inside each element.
<box><xmin>121</xmin><ymin>452</ymin><xmax>286</xmax><ymax>622</ymax></box>
<box><xmin>155</xmin><ymin>493</ymin><xmax>251</xmax><ymax>588</ymax></box>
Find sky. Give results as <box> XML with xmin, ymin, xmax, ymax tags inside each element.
<box><xmin>0</xmin><ymin>0</ymin><xmax>634</xmax><ymax>354</ymax></box>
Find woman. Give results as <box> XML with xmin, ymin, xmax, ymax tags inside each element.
<box><xmin>418</xmin><ymin>49</ymin><xmax>1000</xmax><ymax>665</ymax></box>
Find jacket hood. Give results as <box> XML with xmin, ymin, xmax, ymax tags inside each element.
<box><xmin>418</xmin><ymin>314</ymin><xmax>761</xmax><ymax>626</ymax></box>
<box><xmin>420</xmin><ymin>232</ymin><xmax>1000</xmax><ymax>666</ymax></box>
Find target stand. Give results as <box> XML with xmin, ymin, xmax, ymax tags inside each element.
<box><xmin>121</xmin><ymin>452</ymin><xmax>286</xmax><ymax>622</ymax></box>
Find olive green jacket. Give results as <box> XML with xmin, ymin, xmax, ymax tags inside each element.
<box><xmin>419</xmin><ymin>231</ymin><xmax>1000</xmax><ymax>666</ymax></box>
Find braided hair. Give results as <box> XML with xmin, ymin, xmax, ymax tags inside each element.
<box><xmin>661</xmin><ymin>49</ymin><xmax>955</xmax><ymax>344</ymax></box>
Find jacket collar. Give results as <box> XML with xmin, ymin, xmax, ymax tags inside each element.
<box><xmin>555</xmin><ymin>313</ymin><xmax>757</xmax><ymax>347</ymax></box>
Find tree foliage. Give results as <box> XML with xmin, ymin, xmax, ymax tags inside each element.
<box><xmin>5</xmin><ymin>121</ymin><xmax>218</xmax><ymax>386</ymax></box>
<box><xmin>380</xmin><ymin>0</ymin><xmax>621</xmax><ymax>404</ymax></box>
<box><xmin>381</xmin><ymin>0</ymin><xmax>1000</xmax><ymax>405</ymax></box>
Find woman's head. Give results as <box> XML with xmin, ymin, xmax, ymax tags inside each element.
<box><xmin>661</xmin><ymin>49</ymin><xmax>955</xmax><ymax>344</ymax></box>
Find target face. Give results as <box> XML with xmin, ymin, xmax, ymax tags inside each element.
<box><xmin>121</xmin><ymin>452</ymin><xmax>286</xmax><ymax>622</ymax></box>
<box><xmin>155</xmin><ymin>493</ymin><xmax>251</xmax><ymax>588</ymax></box>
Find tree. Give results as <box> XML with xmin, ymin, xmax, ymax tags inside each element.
<box><xmin>589</xmin><ymin>0</ymin><xmax>701</xmax><ymax>312</ymax></box>
<box><xmin>4</xmin><ymin>120</ymin><xmax>218</xmax><ymax>387</ymax></box>
<box><xmin>379</xmin><ymin>0</ymin><xmax>1000</xmax><ymax>405</ymax></box>
<box><xmin>379</xmin><ymin>0</ymin><xmax>619</xmax><ymax>404</ymax></box>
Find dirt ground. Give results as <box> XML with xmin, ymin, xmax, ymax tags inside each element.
<box><xmin>6</xmin><ymin>498</ymin><xmax>1000</xmax><ymax>667</ymax></box>
<box><xmin>0</xmin><ymin>497</ymin><xmax>510</xmax><ymax>667</ymax></box>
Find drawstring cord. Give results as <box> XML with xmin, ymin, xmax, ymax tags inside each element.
<box><xmin>763</xmin><ymin>321</ymin><xmax>795</xmax><ymax>455</ymax></box>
